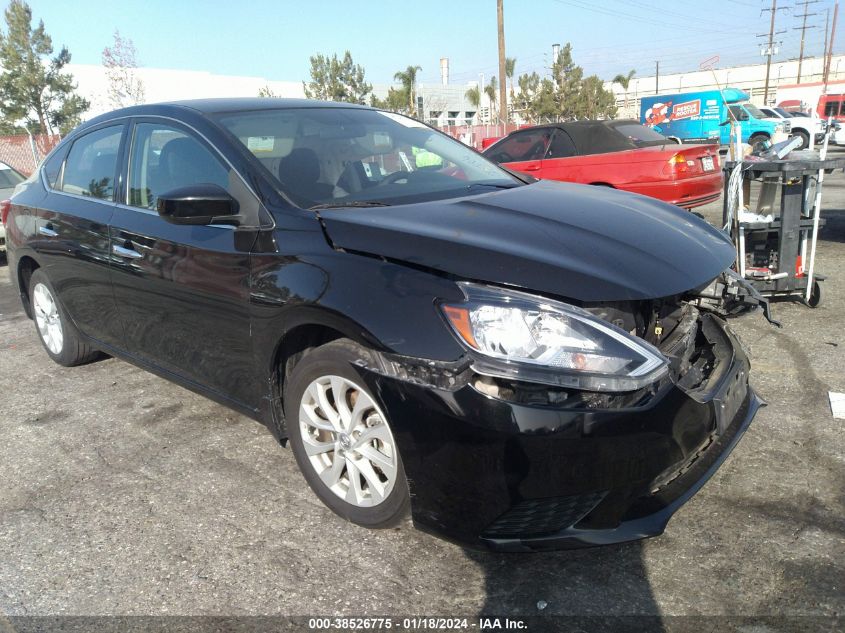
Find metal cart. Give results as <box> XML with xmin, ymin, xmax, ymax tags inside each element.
<box><xmin>722</xmin><ymin>155</ymin><xmax>845</xmax><ymax>307</ymax></box>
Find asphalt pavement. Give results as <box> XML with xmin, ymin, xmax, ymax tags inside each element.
<box><xmin>0</xmin><ymin>156</ymin><xmax>843</xmax><ymax>627</ymax></box>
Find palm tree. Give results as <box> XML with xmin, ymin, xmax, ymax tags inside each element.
<box><xmin>505</xmin><ymin>57</ymin><xmax>517</xmax><ymax>102</ymax></box>
<box><xmin>465</xmin><ymin>85</ymin><xmax>480</xmax><ymax>108</ymax></box>
<box><xmin>612</xmin><ymin>69</ymin><xmax>636</xmax><ymax>111</ymax></box>
<box><xmin>394</xmin><ymin>65</ymin><xmax>422</xmax><ymax>116</ymax></box>
<box><xmin>484</xmin><ymin>76</ymin><xmax>498</xmax><ymax>122</ymax></box>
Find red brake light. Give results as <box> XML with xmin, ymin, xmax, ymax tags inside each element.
<box><xmin>0</xmin><ymin>199</ymin><xmax>10</xmax><ymax>226</ymax></box>
<box><xmin>663</xmin><ymin>153</ymin><xmax>704</xmax><ymax>178</ymax></box>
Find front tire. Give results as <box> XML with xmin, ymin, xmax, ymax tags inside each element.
<box><xmin>29</xmin><ymin>269</ymin><xmax>100</xmax><ymax>367</ymax></box>
<box><xmin>793</xmin><ymin>130</ymin><xmax>810</xmax><ymax>150</ymax></box>
<box><xmin>749</xmin><ymin>133</ymin><xmax>769</xmax><ymax>149</ymax></box>
<box><xmin>284</xmin><ymin>339</ymin><xmax>410</xmax><ymax>528</ymax></box>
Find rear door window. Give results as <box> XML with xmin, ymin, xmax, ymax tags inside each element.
<box><xmin>61</xmin><ymin>126</ymin><xmax>123</xmax><ymax>201</ymax></box>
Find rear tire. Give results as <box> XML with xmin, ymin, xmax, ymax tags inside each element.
<box><xmin>284</xmin><ymin>338</ymin><xmax>410</xmax><ymax>528</ymax></box>
<box><xmin>29</xmin><ymin>269</ymin><xmax>100</xmax><ymax>367</ymax></box>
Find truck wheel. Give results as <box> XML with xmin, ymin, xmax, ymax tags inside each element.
<box><xmin>749</xmin><ymin>133</ymin><xmax>768</xmax><ymax>148</ymax></box>
<box><xmin>793</xmin><ymin>130</ymin><xmax>810</xmax><ymax>149</ymax></box>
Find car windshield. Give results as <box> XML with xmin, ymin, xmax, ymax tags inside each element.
<box><xmin>744</xmin><ymin>104</ymin><xmax>767</xmax><ymax>119</ymax></box>
<box><xmin>774</xmin><ymin>107</ymin><xmax>793</xmax><ymax>117</ymax></box>
<box><xmin>216</xmin><ymin>107</ymin><xmax>520</xmax><ymax>208</ymax></box>
<box><xmin>610</xmin><ymin>122</ymin><xmax>669</xmax><ymax>147</ymax></box>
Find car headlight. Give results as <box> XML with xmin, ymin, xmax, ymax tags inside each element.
<box><xmin>440</xmin><ymin>283</ymin><xmax>668</xmax><ymax>392</ymax></box>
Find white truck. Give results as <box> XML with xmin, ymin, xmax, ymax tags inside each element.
<box><xmin>758</xmin><ymin>106</ymin><xmax>826</xmax><ymax>149</ymax></box>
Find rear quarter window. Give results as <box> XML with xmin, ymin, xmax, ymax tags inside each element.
<box><xmin>41</xmin><ymin>147</ymin><xmax>67</xmax><ymax>189</ymax></box>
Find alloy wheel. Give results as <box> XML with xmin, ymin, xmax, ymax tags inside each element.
<box><xmin>298</xmin><ymin>375</ymin><xmax>398</xmax><ymax>507</ymax></box>
<box><xmin>32</xmin><ymin>282</ymin><xmax>63</xmax><ymax>355</ymax></box>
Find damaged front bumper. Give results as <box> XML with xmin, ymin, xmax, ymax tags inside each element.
<box><xmin>688</xmin><ymin>269</ymin><xmax>780</xmax><ymax>326</ymax></box>
<box><xmin>360</xmin><ymin>311</ymin><xmax>761</xmax><ymax>551</ymax></box>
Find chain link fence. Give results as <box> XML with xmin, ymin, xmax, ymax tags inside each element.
<box><xmin>438</xmin><ymin>123</ymin><xmax>530</xmax><ymax>151</ymax></box>
<box><xmin>0</xmin><ymin>134</ymin><xmax>61</xmax><ymax>176</ymax></box>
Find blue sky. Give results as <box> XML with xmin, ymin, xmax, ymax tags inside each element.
<box><xmin>30</xmin><ymin>0</ymin><xmax>842</xmax><ymax>84</ymax></box>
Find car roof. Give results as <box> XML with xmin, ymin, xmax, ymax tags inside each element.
<box><xmin>507</xmin><ymin>119</ymin><xmax>641</xmax><ymax>133</ymax></box>
<box><xmin>507</xmin><ymin>120</ymin><xmax>642</xmax><ymax>149</ymax></box>
<box><xmin>75</xmin><ymin>98</ymin><xmax>373</xmax><ymax>134</ymax></box>
<box><xmin>161</xmin><ymin>97</ymin><xmax>371</xmax><ymax>113</ymax></box>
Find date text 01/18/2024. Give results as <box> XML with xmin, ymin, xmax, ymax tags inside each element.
<box><xmin>306</xmin><ymin>617</ymin><xmax>528</xmax><ymax>630</ymax></box>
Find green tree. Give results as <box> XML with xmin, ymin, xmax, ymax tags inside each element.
<box><xmin>464</xmin><ymin>85</ymin><xmax>480</xmax><ymax>108</ymax></box>
<box><xmin>514</xmin><ymin>72</ymin><xmax>557</xmax><ymax>123</ymax></box>
<box><xmin>303</xmin><ymin>50</ymin><xmax>372</xmax><ymax>104</ymax></box>
<box><xmin>0</xmin><ymin>0</ymin><xmax>88</xmax><ymax>134</ymax></box>
<box><xmin>257</xmin><ymin>85</ymin><xmax>277</xmax><ymax>98</ymax></box>
<box><xmin>505</xmin><ymin>56</ymin><xmax>516</xmax><ymax>101</ymax></box>
<box><xmin>484</xmin><ymin>76</ymin><xmax>498</xmax><ymax>122</ymax></box>
<box><xmin>552</xmin><ymin>44</ymin><xmax>582</xmax><ymax>118</ymax></box>
<box><xmin>370</xmin><ymin>87</ymin><xmax>408</xmax><ymax>113</ymax></box>
<box><xmin>575</xmin><ymin>75</ymin><xmax>618</xmax><ymax>119</ymax></box>
<box><xmin>513</xmin><ymin>43</ymin><xmax>616</xmax><ymax>123</ymax></box>
<box><xmin>393</xmin><ymin>65</ymin><xmax>422</xmax><ymax>116</ymax></box>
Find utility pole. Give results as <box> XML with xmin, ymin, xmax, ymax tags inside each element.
<box><xmin>823</xmin><ymin>8</ymin><xmax>830</xmax><ymax>68</ymax></box>
<box><xmin>758</xmin><ymin>0</ymin><xmax>788</xmax><ymax>104</ymax></box>
<box><xmin>824</xmin><ymin>2</ymin><xmax>840</xmax><ymax>84</ymax></box>
<box><xmin>655</xmin><ymin>61</ymin><xmax>659</xmax><ymax>95</ymax></box>
<box><xmin>794</xmin><ymin>0</ymin><xmax>819</xmax><ymax>83</ymax></box>
<box><xmin>496</xmin><ymin>0</ymin><xmax>507</xmax><ymax>125</ymax></box>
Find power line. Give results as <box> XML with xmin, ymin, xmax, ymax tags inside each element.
<box><xmin>794</xmin><ymin>0</ymin><xmax>820</xmax><ymax>82</ymax></box>
<box><xmin>550</xmin><ymin>0</ymin><xmax>752</xmax><ymax>35</ymax></box>
<box><xmin>758</xmin><ymin>0</ymin><xmax>790</xmax><ymax>103</ymax></box>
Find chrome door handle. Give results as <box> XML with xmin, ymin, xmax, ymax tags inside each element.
<box><xmin>38</xmin><ymin>225</ymin><xmax>58</xmax><ymax>237</ymax></box>
<box><xmin>112</xmin><ymin>244</ymin><xmax>143</xmax><ymax>259</ymax></box>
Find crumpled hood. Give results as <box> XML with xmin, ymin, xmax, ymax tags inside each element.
<box><xmin>319</xmin><ymin>180</ymin><xmax>735</xmax><ymax>302</ymax></box>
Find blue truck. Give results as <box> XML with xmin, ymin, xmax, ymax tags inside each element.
<box><xmin>640</xmin><ymin>88</ymin><xmax>784</xmax><ymax>146</ymax></box>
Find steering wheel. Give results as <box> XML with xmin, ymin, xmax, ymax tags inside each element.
<box><xmin>378</xmin><ymin>171</ymin><xmax>418</xmax><ymax>186</ymax></box>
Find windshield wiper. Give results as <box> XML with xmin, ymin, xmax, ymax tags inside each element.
<box><xmin>464</xmin><ymin>182</ymin><xmax>520</xmax><ymax>190</ymax></box>
<box><xmin>309</xmin><ymin>200</ymin><xmax>392</xmax><ymax>210</ymax></box>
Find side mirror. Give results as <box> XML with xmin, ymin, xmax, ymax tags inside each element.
<box><xmin>156</xmin><ymin>184</ymin><xmax>240</xmax><ymax>226</ymax></box>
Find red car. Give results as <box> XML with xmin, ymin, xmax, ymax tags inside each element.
<box><xmin>482</xmin><ymin>120</ymin><xmax>722</xmax><ymax>209</ymax></box>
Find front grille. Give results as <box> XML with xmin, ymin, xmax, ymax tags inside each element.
<box><xmin>482</xmin><ymin>492</ymin><xmax>607</xmax><ymax>539</ymax></box>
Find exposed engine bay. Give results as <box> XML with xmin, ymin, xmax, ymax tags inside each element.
<box><xmin>470</xmin><ymin>269</ymin><xmax>772</xmax><ymax>408</ymax></box>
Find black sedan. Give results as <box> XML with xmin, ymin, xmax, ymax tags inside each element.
<box><xmin>4</xmin><ymin>99</ymin><xmax>765</xmax><ymax>551</ymax></box>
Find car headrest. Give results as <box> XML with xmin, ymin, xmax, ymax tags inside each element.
<box><xmin>279</xmin><ymin>148</ymin><xmax>320</xmax><ymax>185</ymax></box>
<box><xmin>159</xmin><ymin>137</ymin><xmax>224</xmax><ymax>186</ymax></box>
